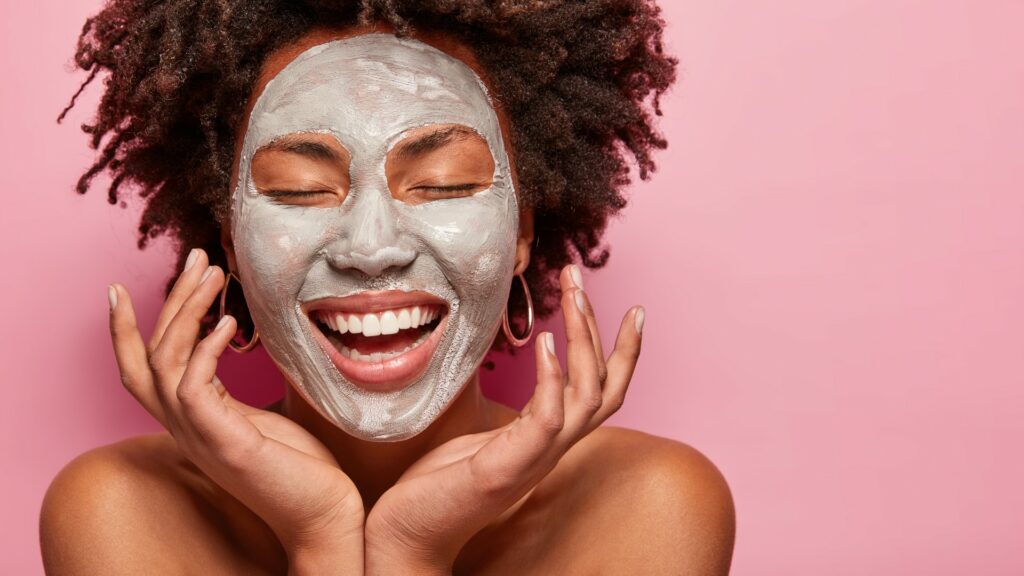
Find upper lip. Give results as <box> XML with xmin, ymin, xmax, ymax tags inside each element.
<box><xmin>302</xmin><ymin>290</ymin><xmax>448</xmax><ymax>315</ymax></box>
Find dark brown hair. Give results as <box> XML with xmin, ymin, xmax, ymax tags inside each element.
<box><xmin>63</xmin><ymin>0</ymin><xmax>676</xmax><ymax>345</ymax></box>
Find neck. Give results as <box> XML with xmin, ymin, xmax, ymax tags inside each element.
<box><xmin>281</xmin><ymin>371</ymin><xmax>516</xmax><ymax>508</ymax></box>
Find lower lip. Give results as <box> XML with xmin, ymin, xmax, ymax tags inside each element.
<box><xmin>310</xmin><ymin>314</ymin><xmax>449</xmax><ymax>393</ymax></box>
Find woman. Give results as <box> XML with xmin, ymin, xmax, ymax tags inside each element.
<box><xmin>41</xmin><ymin>1</ymin><xmax>735</xmax><ymax>574</ymax></box>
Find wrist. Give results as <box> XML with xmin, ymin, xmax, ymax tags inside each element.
<box><xmin>364</xmin><ymin>533</ymin><xmax>451</xmax><ymax>576</ymax></box>
<box><xmin>285</xmin><ymin>508</ymin><xmax>365</xmax><ymax>576</ymax></box>
<box><xmin>364</xmin><ymin>553</ymin><xmax>450</xmax><ymax>576</ymax></box>
<box><xmin>287</xmin><ymin>526</ymin><xmax>364</xmax><ymax>576</ymax></box>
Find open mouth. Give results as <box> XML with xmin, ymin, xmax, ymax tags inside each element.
<box><xmin>305</xmin><ymin>292</ymin><xmax>449</xmax><ymax>392</ymax></box>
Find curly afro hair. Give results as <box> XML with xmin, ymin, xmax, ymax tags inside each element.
<box><xmin>62</xmin><ymin>0</ymin><xmax>676</xmax><ymax>347</ymax></box>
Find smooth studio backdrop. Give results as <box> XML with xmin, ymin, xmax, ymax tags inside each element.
<box><xmin>2</xmin><ymin>1</ymin><xmax>1023</xmax><ymax>573</ymax></box>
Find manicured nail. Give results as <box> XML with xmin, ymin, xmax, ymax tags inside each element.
<box><xmin>544</xmin><ymin>332</ymin><xmax>556</xmax><ymax>356</ymax></box>
<box><xmin>216</xmin><ymin>315</ymin><xmax>232</xmax><ymax>331</ymax></box>
<box><xmin>569</xmin><ymin>264</ymin><xmax>584</xmax><ymax>289</ymax></box>
<box><xmin>107</xmin><ymin>285</ymin><xmax>118</xmax><ymax>310</ymax></box>
<box><xmin>634</xmin><ymin>306</ymin><xmax>645</xmax><ymax>334</ymax></box>
<box><xmin>574</xmin><ymin>289</ymin><xmax>586</xmax><ymax>314</ymax></box>
<box><xmin>184</xmin><ymin>248</ymin><xmax>199</xmax><ymax>271</ymax></box>
<box><xmin>200</xmin><ymin>266</ymin><xmax>215</xmax><ymax>283</ymax></box>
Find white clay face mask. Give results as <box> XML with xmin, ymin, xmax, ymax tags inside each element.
<box><xmin>231</xmin><ymin>34</ymin><xmax>519</xmax><ymax>441</ymax></box>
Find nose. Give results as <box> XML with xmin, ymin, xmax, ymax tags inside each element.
<box><xmin>326</xmin><ymin>245</ymin><xmax>416</xmax><ymax>277</ymax></box>
<box><xmin>324</xmin><ymin>187</ymin><xmax>416</xmax><ymax>277</ymax></box>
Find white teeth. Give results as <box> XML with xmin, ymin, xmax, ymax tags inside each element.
<box><xmin>362</xmin><ymin>314</ymin><xmax>381</xmax><ymax>337</ymax></box>
<box><xmin>381</xmin><ymin>311</ymin><xmax>399</xmax><ymax>335</ymax></box>
<box><xmin>334</xmin><ymin>330</ymin><xmax>432</xmax><ymax>363</ymax></box>
<box><xmin>317</xmin><ymin>305</ymin><xmax>444</xmax><ymax>338</ymax></box>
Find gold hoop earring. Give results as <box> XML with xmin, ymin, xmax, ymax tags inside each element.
<box><xmin>219</xmin><ymin>271</ymin><xmax>260</xmax><ymax>353</ymax></box>
<box><xmin>501</xmin><ymin>273</ymin><xmax>534</xmax><ymax>347</ymax></box>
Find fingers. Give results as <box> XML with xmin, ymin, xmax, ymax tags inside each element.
<box><xmin>108</xmin><ymin>283</ymin><xmax>167</xmax><ymax>426</ymax></box>
<box><xmin>593</xmin><ymin>306</ymin><xmax>644</xmax><ymax>423</ymax></box>
<box><xmin>110</xmin><ymin>256</ymin><xmax>265</xmax><ymax>482</ymax></box>
<box><xmin>149</xmin><ymin>265</ymin><xmax>226</xmax><ymax>409</ymax></box>
<box><xmin>559</xmin><ymin>267</ymin><xmax>602</xmax><ymax>432</ymax></box>
<box><xmin>175</xmin><ymin>315</ymin><xmax>234</xmax><ymax>415</ymax></box>
<box><xmin>524</xmin><ymin>332</ymin><xmax>565</xmax><ymax>435</ymax></box>
<box><xmin>176</xmin><ymin>315</ymin><xmax>261</xmax><ymax>459</ymax></box>
<box><xmin>554</xmin><ymin>265</ymin><xmax>645</xmax><ymax>436</ymax></box>
<box><xmin>468</xmin><ymin>331</ymin><xmax>564</xmax><ymax>489</ymax></box>
<box><xmin>566</xmin><ymin>265</ymin><xmax>607</xmax><ymax>382</ymax></box>
<box><xmin>149</xmin><ymin>248</ymin><xmax>209</xmax><ymax>351</ymax></box>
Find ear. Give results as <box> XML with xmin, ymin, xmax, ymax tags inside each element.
<box><xmin>514</xmin><ymin>205</ymin><xmax>534</xmax><ymax>276</ymax></box>
<box><xmin>220</xmin><ymin>219</ymin><xmax>238</xmax><ymax>275</ymax></box>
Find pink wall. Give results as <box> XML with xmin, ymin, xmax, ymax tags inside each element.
<box><xmin>3</xmin><ymin>1</ymin><xmax>1022</xmax><ymax>573</ymax></box>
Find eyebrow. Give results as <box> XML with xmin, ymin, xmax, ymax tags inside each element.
<box><xmin>258</xmin><ymin>137</ymin><xmax>344</xmax><ymax>163</ymax></box>
<box><xmin>393</xmin><ymin>125</ymin><xmax>480</xmax><ymax>160</ymax></box>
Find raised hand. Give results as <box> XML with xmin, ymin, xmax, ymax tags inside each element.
<box><xmin>108</xmin><ymin>249</ymin><xmax>364</xmax><ymax>575</ymax></box>
<box><xmin>364</xmin><ymin>264</ymin><xmax>644</xmax><ymax>575</ymax></box>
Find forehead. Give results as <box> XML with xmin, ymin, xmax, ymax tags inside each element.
<box><xmin>244</xmin><ymin>34</ymin><xmax>500</xmax><ymax>152</ymax></box>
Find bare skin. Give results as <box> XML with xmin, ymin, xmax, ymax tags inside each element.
<box><xmin>40</xmin><ymin>23</ymin><xmax>736</xmax><ymax>576</ymax></box>
<box><xmin>41</xmin><ymin>420</ymin><xmax>734</xmax><ymax>574</ymax></box>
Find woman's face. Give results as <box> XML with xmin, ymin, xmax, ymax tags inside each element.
<box><xmin>228</xmin><ymin>32</ymin><xmax>523</xmax><ymax>441</ymax></box>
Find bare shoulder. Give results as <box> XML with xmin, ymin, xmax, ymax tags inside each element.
<box><xmin>558</xmin><ymin>427</ymin><xmax>736</xmax><ymax>574</ymax></box>
<box><xmin>39</xmin><ymin>433</ymin><xmax>281</xmax><ymax>575</ymax></box>
<box><xmin>462</xmin><ymin>425</ymin><xmax>735</xmax><ymax>574</ymax></box>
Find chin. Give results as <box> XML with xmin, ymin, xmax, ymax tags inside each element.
<box><xmin>264</xmin><ymin>291</ymin><xmax>491</xmax><ymax>442</ymax></box>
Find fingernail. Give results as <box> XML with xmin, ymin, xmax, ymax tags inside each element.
<box><xmin>569</xmin><ymin>264</ymin><xmax>583</xmax><ymax>289</ymax></box>
<box><xmin>107</xmin><ymin>285</ymin><xmax>118</xmax><ymax>310</ymax></box>
<box><xmin>184</xmin><ymin>248</ymin><xmax>199</xmax><ymax>271</ymax></box>
<box><xmin>574</xmin><ymin>289</ymin><xmax>586</xmax><ymax>314</ymax></box>
<box><xmin>216</xmin><ymin>315</ymin><xmax>232</xmax><ymax>331</ymax></box>
<box><xmin>544</xmin><ymin>332</ymin><xmax>556</xmax><ymax>356</ymax></box>
<box><xmin>634</xmin><ymin>306</ymin><xmax>645</xmax><ymax>334</ymax></box>
<box><xmin>200</xmin><ymin>266</ymin><xmax>215</xmax><ymax>283</ymax></box>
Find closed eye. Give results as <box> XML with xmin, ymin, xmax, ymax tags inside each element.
<box><xmin>262</xmin><ymin>189</ymin><xmax>340</xmax><ymax>208</ymax></box>
<box><xmin>412</xmin><ymin>183</ymin><xmax>488</xmax><ymax>197</ymax></box>
<box><xmin>264</xmin><ymin>189</ymin><xmax>334</xmax><ymax>198</ymax></box>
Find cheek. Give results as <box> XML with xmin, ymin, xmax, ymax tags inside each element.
<box><xmin>406</xmin><ymin>195</ymin><xmax>518</xmax><ymax>287</ymax></box>
<box><xmin>235</xmin><ymin>201</ymin><xmax>330</xmax><ymax>295</ymax></box>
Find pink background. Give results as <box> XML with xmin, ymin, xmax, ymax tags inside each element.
<box><xmin>3</xmin><ymin>1</ymin><xmax>1022</xmax><ymax>573</ymax></box>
